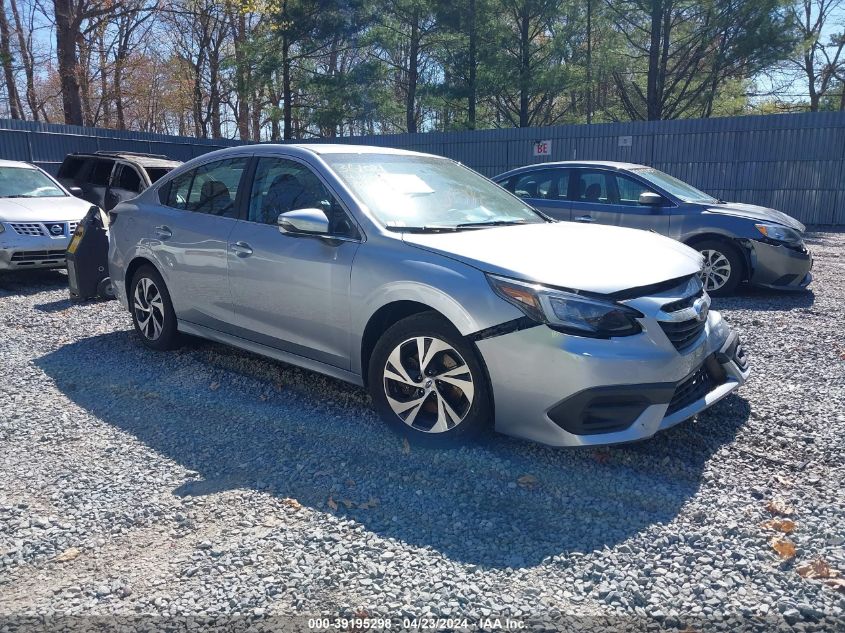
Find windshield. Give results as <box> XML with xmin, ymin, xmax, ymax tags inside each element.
<box><xmin>632</xmin><ymin>168</ymin><xmax>718</xmax><ymax>204</ymax></box>
<box><xmin>324</xmin><ymin>154</ymin><xmax>545</xmax><ymax>230</ymax></box>
<box><xmin>0</xmin><ymin>167</ymin><xmax>66</xmax><ymax>198</ymax></box>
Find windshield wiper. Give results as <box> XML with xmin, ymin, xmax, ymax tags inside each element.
<box><xmin>385</xmin><ymin>225</ymin><xmax>463</xmax><ymax>233</ymax></box>
<box><xmin>455</xmin><ymin>220</ymin><xmax>528</xmax><ymax>228</ymax></box>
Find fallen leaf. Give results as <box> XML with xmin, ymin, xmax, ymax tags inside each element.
<box><xmin>54</xmin><ymin>547</ymin><xmax>80</xmax><ymax>562</ymax></box>
<box><xmin>358</xmin><ymin>496</ymin><xmax>380</xmax><ymax>510</ymax></box>
<box><xmin>327</xmin><ymin>496</ymin><xmax>338</xmax><ymax>511</ymax></box>
<box><xmin>761</xmin><ymin>518</ymin><xmax>796</xmax><ymax>533</ymax></box>
<box><xmin>593</xmin><ymin>450</ymin><xmax>610</xmax><ymax>464</ymax></box>
<box><xmin>825</xmin><ymin>578</ymin><xmax>845</xmax><ymax>593</ymax></box>
<box><xmin>797</xmin><ymin>558</ymin><xmax>837</xmax><ymax>580</ymax></box>
<box><xmin>402</xmin><ymin>437</ymin><xmax>411</xmax><ymax>455</ymax></box>
<box><xmin>517</xmin><ymin>474</ymin><xmax>538</xmax><ymax>488</ymax></box>
<box><xmin>770</xmin><ymin>536</ymin><xmax>797</xmax><ymax>559</ymax></box>
<box><xmin>345</xmin><ymin>479</ymin><xmax>355</xmax><ymax>487</ymax></box>
<box><xmin>765</xmin><ymin>499</ymin><xmax>794</xmax><ymax>516</ymax></box>
<box><xmin>209</xmin><ymin>381</ymin><xmax>220</xmax><ymax>391</ymax></box>
<box><xmin>281</xmin><ymin>498</ymin><xmax>302</xmax><ymax>511</ymax></box>
<box><xmin>341</xmin><ymin>499</ymin><xmax>354</xmax><ymax>509</ymax></box>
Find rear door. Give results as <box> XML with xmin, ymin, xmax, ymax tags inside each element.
<box><xmin>569</xmin><ymin>168</ymin><xmax>670</xmax><ymax>233</ymax></box>
<box><xmin>105</xmin><ymin>163</ymin><xmax>144</xmax><ymax>210</ymax></box>
<box><xmin>504</xmin><ymin>168</ymin><xmax>571</xmax><ymax>220</ymax></box>
<box><xmin>146</xmin><ymin>156</ymin><xmax>250</xmax><ymax>331</ymax></box>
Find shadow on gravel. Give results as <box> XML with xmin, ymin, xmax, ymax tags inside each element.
<box><xmin>712</xmin><ymin>286</ymin><xmax>815</xmax><ymax>312</ymax></box>
<box><xmin>38</xmin><ymin>330</ymin><xmax>750</xmax><ymax>569</ymax></box>
<box><xmin>0</xmin><ymin>270</ymin><xmax>68</xmax><ymax>296</ymax></box>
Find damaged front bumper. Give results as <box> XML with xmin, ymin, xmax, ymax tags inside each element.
<box><xmin>747</xmin><ymin>239</ymin><xmax>813</xmax><ymax>290</ymax></box>
<box><xmin>475</xmin><ymin>310</ymin><xmax>750</xmax><ymax>447</ymax></box>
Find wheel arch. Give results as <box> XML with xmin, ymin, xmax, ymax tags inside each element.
<box><xmin>683</xmin><ymin>232</ymin><xmax>751</xmax><ymax>281</ymax></box>
<box><xmin>124</xmin><ymin>256</ymin><xmax>163</xmax><ymax>298</ymax></box>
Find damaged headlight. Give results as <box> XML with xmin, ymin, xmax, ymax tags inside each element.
<box><xmin>486</xmin><ymin>274</ymin><xmax>643</xmax><ymax>338</ymax></box>
<box><xmin>755</xmin><ymin>224</ymin><xmax>802</xmax><ymax>244</ymax></box>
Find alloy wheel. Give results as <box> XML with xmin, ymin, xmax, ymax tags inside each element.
<box><xmin>699</xmin><ymin>249</ymin><xmax>732</xmax><ymax>292</ymax></box>
<box><xmin>382</xmin><ymin>336</ymin><xmax>475</xmax><ymax>434</ymax></box>
<box><xmin>133</xmin><ymin>277</ymin><xmax>165</xmax><ymax>340</ymax></box>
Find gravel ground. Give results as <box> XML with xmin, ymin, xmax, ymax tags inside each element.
<box><xmin>0</xmin><ymin>232</ymin><xmax>843</xmax><ymax>632</ymax></box>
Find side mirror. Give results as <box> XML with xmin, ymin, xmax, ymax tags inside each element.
<box><xmin>638</xmin><ymin>191</ymin><xmax>665</xmax><ymax>207</ymax></box>
<box><xmin>68</xmin><ymin>186</ymin><xmax>84</xmax><ymax>198</ymax></box>
<box><xmin>277</xmin><ymin>208</ymin><xmax>330</xmax><ymax>236</ymax></box>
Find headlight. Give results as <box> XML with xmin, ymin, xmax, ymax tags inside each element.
<box><xmin>487</xmin><ymin>274</ymin><xmax>643</xmax><ymax>338</ymax></box>
<box><xmin>755</xmin><ymin>223</ymin><xmax>802</xmax><ymax>243</ymax></box>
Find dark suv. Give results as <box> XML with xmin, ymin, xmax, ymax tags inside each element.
<box><xmin>58</xmin><ymin>151</ymin><xmax>181</xmax><ymax>211</ymax></box>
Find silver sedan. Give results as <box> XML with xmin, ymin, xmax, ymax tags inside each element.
<box><xmin>108</xmin><ymin>145</ymin><xmax>750</xmax><ymax>446</ymax></box>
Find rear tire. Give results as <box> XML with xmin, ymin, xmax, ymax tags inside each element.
<box><xmin>129</xmin><ymin>265</ymin><xmax>179</xmax><ymax>350</ymax></box>
<box><xmin>693</xmin><ymin>239</ymin><xmax>744</xmax><ymax>297</ymax></box>
<box><xmin>368</xmin><ymin>312</ymin><xmax>492</xmax><ymax>446</ymax></box>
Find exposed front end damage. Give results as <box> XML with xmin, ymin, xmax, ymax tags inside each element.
<box><xmin>744</xmin><ymin>239</ymin><xmax>813</xmax><ymax>290</ymax></box>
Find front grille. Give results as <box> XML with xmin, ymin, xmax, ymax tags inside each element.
<box><xmin>68</xmin><ymin>221</ymin><xmax>79</xmax><ymax>235</ymax></box>
<box><xmin>666</xmin><ymin>365</ymin><xmax>714</xmax><ymax>416</ymax></box>
<box><xmin>661</xmin><ymin>288</ymin><xmax>704</xmax><ymax>314</ymax></box>
<box><xmin>659</xmin><ymin>318</ymin><xmax>706</xmax><ymax>351</ymax></box>
<box><xmin>10</xmin><ymin>222</ymin><xmax>45</xmax><ymax>236</ymax></box>
<box><xmin>10</xmin><ymin>250</ymin><xmax>67</xmax><ymax>264</ymax></box>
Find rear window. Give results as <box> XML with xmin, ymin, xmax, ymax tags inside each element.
<box><xmin>58</xmin><ymin>156</ymin><xmax>87</xmax><ymax>179</ymax></box>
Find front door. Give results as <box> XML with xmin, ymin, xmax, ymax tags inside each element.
<box><xmin>226</xmin><ymin>156</ymin><xmax>361</xmax><ymax>370</ymax></box>
<box><xmin>105</xmin><ymin>163</ymin><xmax>144</xmax><ymax>210</ymax></box>
<box><xmin>508</xmin><ymin>168</ymin><xmax>572</xmax><ymax>221</ymax></box>
<box><xmin>569</xmin><ymin>169</ymin><xmax>671</xmax><ymax>234</ymax></box>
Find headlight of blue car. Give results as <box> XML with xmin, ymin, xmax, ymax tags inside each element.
<box><xmin>755</xmin><ymin>223</ymin><xmax>802</xmax><ymax>244</ymax></box>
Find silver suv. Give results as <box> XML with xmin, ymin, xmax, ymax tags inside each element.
<box><xmin>108</xmin><ymin>145</ymin><xmax>750</xmax><ymax>447</ymax></box>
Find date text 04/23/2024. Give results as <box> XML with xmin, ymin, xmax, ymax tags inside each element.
<box><xmin>307</xmin><ymin>617</ymin><xmax>526</xmax><ymax>630</ymax></box>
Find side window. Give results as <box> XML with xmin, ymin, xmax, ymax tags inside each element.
<box><xmin>512</xmin><ymin>170</ymin><xmax>555</xmax><ymax>200</ymax></box>
<box><xmin>574</xmin><ymin>170</ymin><xmax>611</xmax><ymax>204</ymax></box>
<box><xmin>89</xmin><ymin>159</ymin><xmax>115</xmax><ymax>186</ymax></box>
<box><xmin>163</xmin><ymin>158</ymin><xmax>247</xmax><ymax>217</ymax></box>
<box><xmin>58</xmin><ymin>156</ymin><xmax>87</xmax><ymax>179</ymax></box>
<box><xmin>115</xmin><ymin>165</ymin><xmax>142</xmax><ymax>193</ymax></box>
<box><xmin>248</xmin><ymin>157</ymin><xmax>355</xmax><ymax>237</ymax></box>
<box><xmin>614</xmin><ymin>174</ymin><xmax>654</xmax><ymax>206</ymax></box>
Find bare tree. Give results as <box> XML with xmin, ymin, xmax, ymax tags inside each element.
<box><xmin>786</xmin><ymin>0</ymin><xmax>845</xmax><ymax>111</ymax></box>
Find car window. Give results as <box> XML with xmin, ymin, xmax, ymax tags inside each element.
<box><xmin>89</xmin><ymin>159</ymin><xmax>115</xmax><ymax>186</ymax></box>
<box><xmin>0</xmin><ymin>166</ymin><xmax>66</xmax><ymax>198</ymax></box>
<box><xmin>613</xmin><ymin>174</ymin><xmax>655</xmax><ymax>206</ymax></box>
<box><xmin>58</xmin><ymin>156</ymin><xmax>87</xmax><ymax>179</ymax></box>
<box><xmin>248</xmin><ymin>157</ymin><xmax>356</xmax><ymax>237</ymax></box>
<box><xmin>163</xmin><ymin>158</ymin><xmax>247</xmax><ymax>217</ymax></box>
<box><xmin>510</xmin><ymin>169</ymin><xmax>570</xmax><ymax>201</ymax></box>
<box><xmin>146</xmin><ymin>167</ymin><xmax>171</xmax><ymax>184</ymax></box>
<box><xmin>115</xmin><ymin>165</ymin><xmax>142</xmax><ymax>192</ymax></box>
<box><xmin>574</xmin><ymin>170</ymin><xmax>611</xmax><ymax>204</ymax></box>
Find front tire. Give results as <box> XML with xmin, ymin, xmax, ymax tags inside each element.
<box><xmin>694</xmin><ymin>239</ymin><xmax>744</xmax><ymax>296</ymax></box>
<box><xmin>368</xmin><ymin>312</ymin><xmax>492</xmax><ymax>446</ymax></box>
<box><xmin>130</xmin><ymin>265</ymin><xmax>178</xmax><ymax>350</ymax></box>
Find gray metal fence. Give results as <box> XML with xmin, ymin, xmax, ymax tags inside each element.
<box><xmin>0</xmin><ymin>119</ymin><xmax>239</xmax><ymax>175</ymax></box>
<box><xmin>307</xmin><ymin>111</ymin><xmax>845</xmax><ymax>226</ymax></box>
<box><xmin>2</xmin><ymin>112</ymin><xmax>844</xmax><ymax>224</ymax></box>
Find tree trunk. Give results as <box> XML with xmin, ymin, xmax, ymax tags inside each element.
<box><xmin>518</xmin><ymin>3</ymin><xmax>530</xmax><ymax>127</ymax></box>
<box><xmin>0</xmin><ymin>0</ymin><xmax>22</xmax><ymax>118</ymax></box>
<box><xmin>467</xmin><ymin>0</ymin><xmax>477</xmax><ymax>129</ymax></box>
<box><xmin>233</xmin><ymin>10</ymin><xmax>250</xmax><ymax>140</ymax></box>
<box><xmin>646</xmin><ymin>0</ymin><xmax>663</xmax><ymax>120</ymax></box>
<box><xmin>9</xmin><ymin>0</ymin><xmax>37</xmax><ymax>120</ymax></box>
<box><xmin>53</xmin><ymin>0</ymin><xmax>84</xmax><ymax>125</ymax></box>
<box><xmin>282</xmin><ymin>37</ymin><xmax>292</xmax><ymax>140</ymax></box>
<box><xmin>406</xmin><ymin>10</ymin><xmax>419</xmax><ymax>133</ymax></box>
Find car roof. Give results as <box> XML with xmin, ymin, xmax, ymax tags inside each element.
<box><xmin>495</xmin><ymin>160</ymin><xmax>650</xmax><ymax>179</ymax></box>
<box><xmin>269</xmin><ymin>143</ymin><xmax>435</xmax><ymax>158</ymax></box>
<box><xmin>0</xmin><ymin>159</ymin><xmax>38</xmax><ymax>169</ymax></box>
<box><xmin>68</xmin><ymin>152</ymin><xmax>182</xmax><ymax>168</ymax></box>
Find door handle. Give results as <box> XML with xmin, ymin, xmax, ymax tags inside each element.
<box><xmin>574</xmin><ymin>215</ymin><xmax>595</xmax><ymax>223</ymax></box>
<box><xmin>154</xmin><ymin>225</ymin><xmax>172</xmax><ymax>239</ymax></box>
<box><xmin>229</xmin><ymin>241</ymin><xmax>253</xmax><ymax>257</ymax></box>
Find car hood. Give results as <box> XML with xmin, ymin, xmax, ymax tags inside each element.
<box><xmin>706</xmin><ymin>202</ymin><xmax>805</xmax><ymax>232</ymax></box>
<box><xmin>0</xmin><ymin>196</ymin><xmax>91</xmax><ymax>222</ymax></box>
<box><xmin>402</xmin><ymin>222</ymin><xmax>703</xmax><ymax>295</ymax></box>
